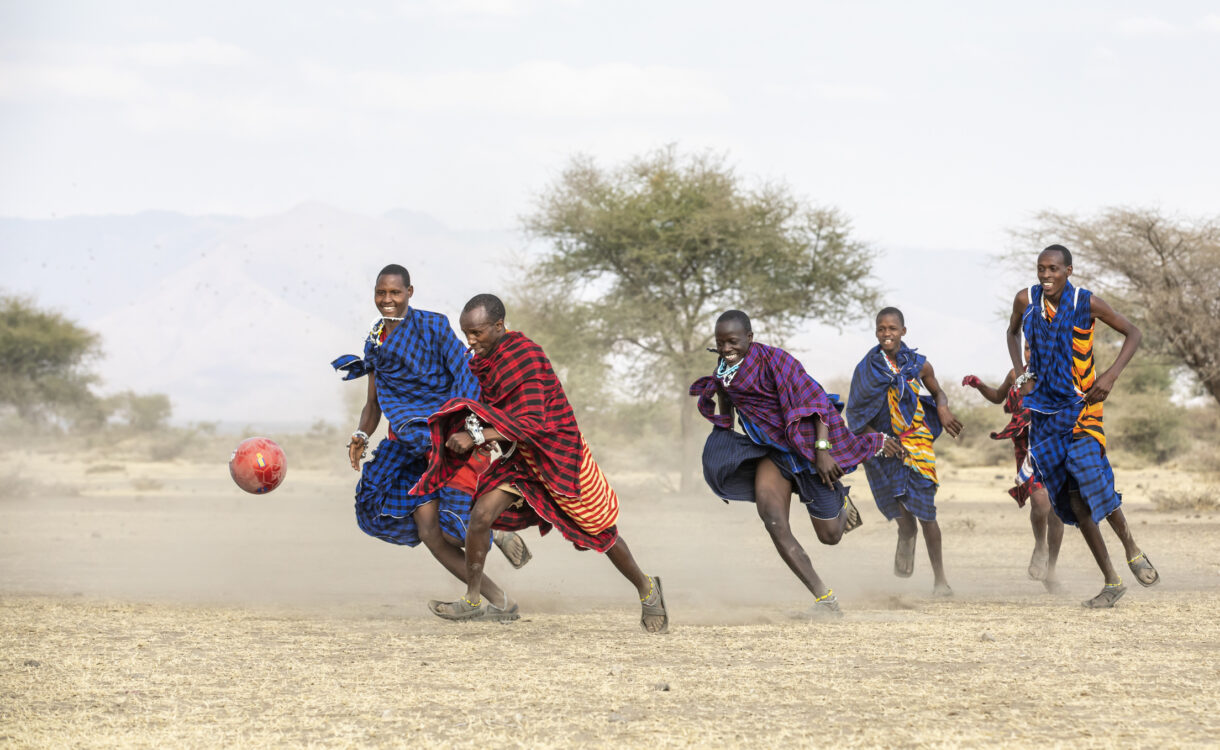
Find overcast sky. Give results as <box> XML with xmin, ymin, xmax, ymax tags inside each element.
<box><xmin>3</xmin><ymin>0</ymin><xmax>1219</xmax><ymax>252</ymax></box>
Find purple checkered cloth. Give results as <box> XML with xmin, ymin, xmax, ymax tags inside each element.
<box><xmin>690</xmin><ymin>342</ymin><xmax>882</xmax><ymax>471</ymax></box>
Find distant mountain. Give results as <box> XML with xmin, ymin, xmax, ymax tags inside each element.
<box><xmin>1</xmin><ymin>207</ymin><xmax>1020</xmax><ymax>427</ymax></box>
<box><xmin>1</xmin><ymin>204</ymin><xmax>518</xmax><ymax>427</ymax></box>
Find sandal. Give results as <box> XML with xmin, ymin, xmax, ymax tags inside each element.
<box><xmin>1127</xmin><ymin>552</ymin><xmax>1160</xmax><ymax>587</ymax></box>
<box><xmin>493</xmin><ymin>530</ymin><xmax>533</xmax><ymax>570</ymax></box>
<box><xmin>843</xmin><ymin>497</ymin><xmax>863</xmax><ymax>534</ymax></box>
<box><xmin>894</xmin><ymin>534</ymin><xmax>916</xmax><ymax>578</ymax></box>
<box><xmin>428</xmin><ymin>595</ymin><xmax>486</xmax><ymax>622</ymax></box>
<box><xmin>640</xmin><ymin>576</ymin><xmax>669</xmax><ymax>634</ymax></box>
<box><xmin>1082</xmin><ymin>581</ymin><xmax>1127</xmax><ymax>608</ymax></box>
<box><xmin>807</xmin><ymin>589</ymin><xmax>843</xmax><ymax>619</ymax></box>
<box><xmin>484</xmin><ymin>594</ymin><xmax>521</xmax><ymax>623</ymax></box>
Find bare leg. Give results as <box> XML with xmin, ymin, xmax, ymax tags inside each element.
<box><xmin>1104</xmin><ymin>508</ymin><xmax>1141</xmax><ymax>560</ymax></box>
<box><xmin>461</xmin><ymin>488</ymin><xmax>517</xmax><ymax>603</ymax></box>
<box><xmin>603</xmin><ymin>536</ymin><xmax>668</xmax><ymax>633</ymax></box>
<box><xmin>1036</xmin><ymin>488</ymin><xmax>1064</xmax><ymax>589</ymax></box>
<box><xmin>919</xmin><ymin>518</ymin><xmax>951</xmax><ymax>594</ymax></box>
<box><xmin>754</xmin><ymin>458</ymin><xmax>831</xmax><ymax>599</ymax></box>
<box><xmin>1026</xmin><ymin>487</ymin><xmax>1056</xmax><ymax>581</ymax></box>
<box><xmin>1070</xmin><ymin>490</ymin><xmax>1121</xmax><ymax>585</ymax></box>
<box><xmin>414</xmin><ymin>500</ymin><xmax>511</xmax><ymax>608</ymax></box>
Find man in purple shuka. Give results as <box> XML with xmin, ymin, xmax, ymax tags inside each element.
<box><xmin>690</xmin><ymin>310</ymin><xmax>904</xmax><ymax>616</ymax></box>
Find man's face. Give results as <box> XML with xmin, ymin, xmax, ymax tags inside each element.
<box><xmin>875</xmin><ymin>314</ymin><xmax>906</xmax><ymax>355</ymax></box>
<box><xmin>374</xmin><ymin>274</ymin><xmax>412</xmax><ymax>318</ymax></box>
<box><xmin>460</xmin><ymin>306</ymin><xmax>506</xmax><ymax>358</ymax></box>
<box><xmin>714</xmin><ymin>319</ymin><xmax>753</xmax><ymax>366</ymax></box>
<box><xmin>1036</xmin><ymin>251</ymin><xmax>1073</xmax><ymax>299</ymax></box>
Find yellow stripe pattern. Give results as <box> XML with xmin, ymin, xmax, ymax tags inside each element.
<box><xmin>519</xmin><ymin>436</ymin><xmax>620</xmax><ymax>535</ymax></box>
<box><xmin>884</xmin><ymin>358</ymin><xmax>938</xmax><ymax>485</ymax></box>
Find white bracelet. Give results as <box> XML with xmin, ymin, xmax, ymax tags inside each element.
<box><xmin>875</xmin><ymin>433</ymin><xmax>893</xmax><ymax>456</ymax></box>
<box><xmin>1013</xmin><ymin>370</ymin><xmax>1036</xmax><ymax>390</ymax></box>
<box><xmin>351</xmin><ymin>430</ymin><xmax>370</xmax><ymax>442</ymax></box>
<box><xmin>464</xmin><ymin>414</ymin><xmax>486</xmax><ymax>446</ymax></box>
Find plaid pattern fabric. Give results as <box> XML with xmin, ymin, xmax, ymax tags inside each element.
<box><xmin>861</xmin><ymin>453</ymin><xmax>938</xmax><ymax>522</ymax></box>
<box><xmin>354</xmin><ymin>435</ymin><xmax>475</xmax><ymax>546</ymax></box>
<box><xmin>411</xmin><ymin>332</ymin><xmax>620</xmax><ymax>551</ymax></box>
<box><xmin>361</xmin><ymin>308</ymin><xmax>480</xmax><ymax>437</ymax></box>
<box><xmin>1023</xmin><ymin>283</ymin><xmax>1121</xmax><ymax>525</ymax></box>
<box><xmin>690</xmin><ymin>343</ymin><xmax>882</xmax><ymax>472</ymax></box>
<box><xmin>701</xmin><ymin>425</ymin><xmax>851</xmax><ymax>521</ymax></box>
<box><xmin>990</xmin><ymin>385</ymin><xmax>1042</xmax><ymax>507</ymax></box>
<box><xmin>846</xmin><ymin>343</ymin><xmax>942</xmax><ymax>439</ymax></box>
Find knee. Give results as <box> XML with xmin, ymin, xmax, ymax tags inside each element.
<box><xmin>469</xmin><ymin>504</ymin><xmax>497</xmax><ymax>531</ymax></box>
<box><xmin>756</xmin><ymin>505</ymin><xmax>790</xmax><ymax>537</ymax></box>
<box><xmin>416</xmin><ymin>520</ymin><xmax>443</xmax><ymax>547</ymax></box>
<box><xmin>816</xmin><ymin>527</ymin><xmax>843</xmax><ymax>546</ymax></box>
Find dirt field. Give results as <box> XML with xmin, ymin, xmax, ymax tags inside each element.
<box><xmin>2</xmin><ymin>452</ymin><xmax>1219</xmax><ymax>748</ymax></box>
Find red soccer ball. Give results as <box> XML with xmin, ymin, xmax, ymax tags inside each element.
<box><xmin>229</xmin><ymin>437</ymin><xmax>287</xmax><ymax>494</ymax></box>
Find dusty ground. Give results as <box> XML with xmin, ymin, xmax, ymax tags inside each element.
<box><xmin>2</xmin><ymin>451</ymin><xmax>1219</xmax><ymax>748</ymax></box>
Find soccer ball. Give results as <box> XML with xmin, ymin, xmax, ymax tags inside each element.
<box><xmin>229</xmin><ymin>437</ymin><xmax>287</xmax><ymax>494</ymax></box>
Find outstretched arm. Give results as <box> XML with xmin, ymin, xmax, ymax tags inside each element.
<box><xmin>1006</xmin><ymin>289</ymin><xmax>1030</xmax><ymax>375</ymax></box>
<box><xmin>1084</xmin><ymin>295</ymin><xmax>1142</xmax><ymax>404</ymax></box>
<box><xmin>921</xmin><ymin>360</ymin><xmax>963</xmax><ymax>438</ymax></box>
<box><xmin>963</xmin><ymin>369</ymin><xmax>1015</xmax><ymax>404</ymax></box>
<box><xmin>349</xmin><ymin>376</ymin><xmax>382</xmax><ymax>470</ymax></box>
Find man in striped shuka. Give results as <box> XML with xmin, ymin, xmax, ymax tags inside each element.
<box><xmin>690</xmin><ymin>310</ymin><xmax>905</xmax><ymax>617</ymax></box>
<box><xmin>1007</xmin><ymin>245</ymin><xmax>1160</xmax><ymax>608</ymax></box>
<box><xmin>411</xmin><ymin>294</ymin><xmax>669</xmax><ymax>633</ymax></box>
<box><xmin>330</xmin><ymin>265</ymin><xmax>532</xmax><ymax>622</ymax></box>
<box><xmin>847</xmin><ymin>307</ymin><xmax>963</xmax><ymax>597</ymax></box>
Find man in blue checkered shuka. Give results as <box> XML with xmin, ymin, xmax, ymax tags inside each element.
<box><xmin>331</xmin><ymin>264</ymin><xmax>532</xmax><ymax>620</ymax></box>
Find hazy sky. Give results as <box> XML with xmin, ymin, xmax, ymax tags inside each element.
<box><xmin>3</xmin><ymin>1</ymin><xmax>1219</xmax><ymax>251</ymax></box>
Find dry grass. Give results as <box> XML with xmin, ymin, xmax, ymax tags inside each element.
<box><xmin>1150</xmin><ymin>487</ymin><xmax>1220</xmax><ymax>513</ymax></box>
<box><xmin>3</xmin><ymin>451</ymin><xmax>1220</xmax><ymax>747</ymax></box>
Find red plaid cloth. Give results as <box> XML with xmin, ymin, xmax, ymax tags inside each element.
<box><xmin>990</xmin><ymin>386</ymin><xmax>1042</xmax><ymax>507</ymax></box>
<box><xmin>411</xmin><ymin>331</ymin><xmax>619</xmax><ymax>551</ymax></box>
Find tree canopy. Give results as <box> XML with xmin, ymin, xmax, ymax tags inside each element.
<box><xmin>1012</xmin><ymin>208</ymin><xmax>1220</xmax><ymax>404</ymax></box>
<box><xmin>0</xmin><ymin>295</ymin><xmax>102</xmax><ymax>422</ymax></box>
<box><xmin>522</xmin><ymin>147</ymin><xmax>881</xmax><ymax>489</ymax></box>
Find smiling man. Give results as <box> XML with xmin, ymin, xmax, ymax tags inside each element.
<box><xmin>847</xmin><ymin>307</ymin><xmax>962</xmax><ymax>596</ymax></box>
<box><xmin>1007</xmin><ymin>245</ymin><xmax>1159</xmax><ymax>608</ymax></box>
<box><xmin>690</xmin><ymin>310</ymin><xmax>904</xmax><ymax>616</ymax></box>
<box><xmin>410</xmin><ymin>293</ymin><xmax>669</xmax><ymax>633</ymax></box>
<box><xmin>330</xmin><ymin>266</ymin><xmax>531</xmax><ymax>620</ymax></box>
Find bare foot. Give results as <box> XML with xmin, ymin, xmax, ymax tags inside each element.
<box><xmin>894</xmin><ymin>533</ymin><xmax>916</xmax><ymax>578</ymax></box>
<box><xmin>932</xmin><ymin>581</ymin><xmax>954</xmax><ymax>598</ymax></box>
<box><xmin>1028</xmin><ymin>546</ymin><xmax>1049</xmax><ymax>581</ymax></box>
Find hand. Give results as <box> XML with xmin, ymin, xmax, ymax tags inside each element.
<box><xmin>881</xmin><ymin>435</ymin><xmax>906</xmax><ymax>458</ymax></box>
<box><xmin>939</xmin><ymin>406</ymin><xmax>963</xmax><ymax>438</ymax></box>
<box><xmin>348</xmin><ymin>437</ymin><xmax>367</xmax><ymax>471</ymax></box>
<box><xmin>446</xmin><ymin>431</ymin><xmax>476</xmax><ymax>455</ymax></box>
<box><xmin>962</xmin><ymin>375</ymin><xmax>983</xmax><ymax>388</ymax></box>
<box><xmin>814</xmin><ymin>449</ymin><xmax>844</xmax><ymax>487</ymax></box>
<box><xmin>1083</xmin><ymin>371</ymin><xmax>1117</xmax><ymax>404</ymax></box>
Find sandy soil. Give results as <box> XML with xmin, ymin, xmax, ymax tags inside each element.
<box><xmin>2</xmin><ymin>452</ymin><xmax>1219</xmax><ymax>748</ymax></box>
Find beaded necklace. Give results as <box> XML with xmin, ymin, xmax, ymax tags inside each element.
<box><xmin>716</xmin><ymin>358</ymin><xmax>742</xmax><ymax>387</ymax></box>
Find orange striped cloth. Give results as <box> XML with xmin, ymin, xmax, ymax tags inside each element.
<box><xmin>1044</xmin><ymin>297</ymin><xmax>1106</xmax><ymax>449</ymax></box>
<box><xmin>518</xmin><ymin>438</ymin><xmax>619</xmax><ymax>535</ymax></box>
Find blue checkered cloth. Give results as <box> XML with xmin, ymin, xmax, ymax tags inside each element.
<box><xmin>1023</xmin><ymin>283</ymin><xmax>1122</xmax><ymax>525</ymax></box>
<box><xmin>845</xmin><ymin>343</ymin><xmax>942</xmax><ymax>439</ymax></box>
<box><xmin>860</xmin><ymin>448</ymin><xmax>938</xmax><ymax>522</ymax></box>
<box><xmin>332</xmin><ymin>308</ymin><xmax>482</xmax><ymax>546</ymax></box>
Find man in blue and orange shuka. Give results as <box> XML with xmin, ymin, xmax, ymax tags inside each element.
<box><xmin>411</xmin><ymin>293</ymin><xmax>669</xmax><ymax>633</ymax></box>
<box><xmin>331</xmin><ymin>265</ymin><xmax>531</xmax><ymax>620</ymax></box>
<box><xmin>690</xmin><ymin>310</ymin><xmax>905</xmax><ymax>617</ymax></box>
<box><xmin>1007</xmin><ymin>245</ymin><xmax>1160</xmax><ymax>608</ymax></box>
<box><xmin>847</xmin><ymin>307</ymin><xmax>963</xmax><ymax>597</ymax></box>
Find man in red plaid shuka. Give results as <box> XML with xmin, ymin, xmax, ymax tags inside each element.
<box><xmin>411</xmin><ymin>294</ymin><xmax>669</xmax><ymax>633</ymax></box>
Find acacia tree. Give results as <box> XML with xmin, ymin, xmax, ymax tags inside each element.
<box><xmin>1012</xmin><ymin>208</ymin><xmax>1220</xmax><ymax>404</ymax></box>
<box><xmin>523</xmin><ymin>147</ymin><xmax>880</xmax><ymax>491</ymax></box>
<box><xmin>0</xmin><ymin>295</ymin><xmax>102</xmax><ymax>423</ymax></box>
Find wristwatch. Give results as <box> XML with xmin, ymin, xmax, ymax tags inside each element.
<box><xmin>465</xmin><ymin>414</ymin><xmax>486</xmax><ymax>445</ymax></box>
<box><xmin>814</xmin><ymin>439</ymin><xmax>831</xmax><ymax>451</ymax></box>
